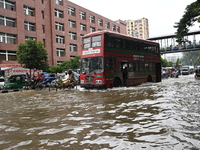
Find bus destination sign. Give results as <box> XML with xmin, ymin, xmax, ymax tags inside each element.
<box><xmin>82</xmin><ymin>48</ymin><xmax>100</xmax><ymax>55</ymax></box>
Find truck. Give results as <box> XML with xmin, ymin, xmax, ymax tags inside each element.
<box><xmin>181</xmin><ymin>66</ymin><xmax>189</xmax><ymax>75</ymax></box>
<box><xmin>189</xmin><ymin>66</ymin><xmax>194</xmax><ymax>74</ymax></box>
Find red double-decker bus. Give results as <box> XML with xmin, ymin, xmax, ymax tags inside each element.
<box><xmin>80</xmin><ymin>31</ymin><xmax>161</xmax><ymax>89</ymax></box>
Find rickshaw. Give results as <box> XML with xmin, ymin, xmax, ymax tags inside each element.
<box><xmin>195</xmin><ymin>68</ymin><xmax>200</xmax><ymax>78</ymax></box>
<box><xmin>4</xmin><ymin>74</ymin><xmax>27</xmax><ymax>91</ymax></box>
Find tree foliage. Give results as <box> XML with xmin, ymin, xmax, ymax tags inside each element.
<box><xmin>17</xmin><ymin>39</ymin><xmax>49</xmax><ymax>75</ymax></box>
<box><xmin>161</xmin><ymin>57</ymin><xmax>174</xmax><ymax>67</ymax></box>
<box><xmin>45</xmin><ymin>56</ymin><xmax>80</xmax><ymax>73</ymax></box>
<box><xmin>181</xmin><ymin>51</ymin><xmax>200</xmax><ymax>65</ymax></box>
<box><xmin>174</xmin><ymin>0</ymin><xmax>200</xmax><ymax>43</ymax></box>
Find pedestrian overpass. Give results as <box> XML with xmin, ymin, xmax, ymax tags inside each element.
<box><xmin>147</xmin><ymin>30</ymin><xmax>200</xmax><ymax>54</ymax></box>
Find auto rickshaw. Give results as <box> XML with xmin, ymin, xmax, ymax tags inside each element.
<box><xmin>4</xmin><ymin>74</ymin><xmax>27</xmax><ymax>91</ymax></box>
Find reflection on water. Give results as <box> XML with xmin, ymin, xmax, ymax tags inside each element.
<box><xmin>0</xmin><ymin>75</ymin><xmax>200</xmax><ymax>150</ymax></box>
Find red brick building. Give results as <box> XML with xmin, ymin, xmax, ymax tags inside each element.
<box><xmin>0</xmin><ymin>0</ymin><xmax>127</xmax><ymax>66</ymax></box>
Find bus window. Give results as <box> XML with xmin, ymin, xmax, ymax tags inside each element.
<box><xmin>133</xmin><ymin>41</ymin><xmax>140</xmax><ymax>51</ymax></box>
<box><xmin>83</xmin><ymin>37</ymin><xmax>91</xmax><ymax>49</ymax></box>
<box><xmin>106</xmin><ymin>35</ymin><xmax>114</xmax><ymax>47</ymax></box>
<box><xmin>122</xmin><ymin>39</ymin><xmax>126</xmax><ymax>49</ymax></box>
<box><xmin>140</xmin><ymin>63</ymin><xmax>144</xmax><ymax>71</ymax></box>
<box><xmin>145</xmin><ymin>63</ymin><xmax>149</xmax><ymax>71</ymax></box>
<box><xmin>138</xmin><ymin>42</ymin><xmax>142</xmax><ymax>51</ymax></box>
<box><xmin>144</xmin><ymin>43</ymin><xmax>149</xmax><ymax>52</ymax></box>
<box><xmin>92</xmin><ymin>35</ymin><xmax>101</xmax><ymax>47</ymax></box>
<box><xmin>129</xmin><ymin>62</ymin><xmax>134</xmax><ymax>71</ymax></box>
<box><xmin>105</xmin><ymin>57</ymin><xmax>116</xmax><ymax>69</ymax></box>
<box><xmin>135</xmin><ymin>62</ymin><xmax>139</xmax><ymax>71</ymax></box>
<box><xmin>115</xmin><ymin>38</ymin><xmax>121</xmax><ymax>48</ymax></box>
<box><xmin>149</xmin><ymin>62</ymin><xmax>153</xmax><ymax>71</ymax></box>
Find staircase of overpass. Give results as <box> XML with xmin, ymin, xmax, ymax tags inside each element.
<box><xmin>146</xmin><ymin>30</ymin><xmax>200</xmax><ymax>54</ymax></box>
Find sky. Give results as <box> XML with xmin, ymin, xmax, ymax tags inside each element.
<box><xmin>69</xmin><ymin>0</ymin><xmax>198</xmax><ymax>38</ymax></box>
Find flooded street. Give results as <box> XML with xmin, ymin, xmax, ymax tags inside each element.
<box><xmin>0</xmin><ymin>74</ymin><xmax>200</xmax><ymax>150</ymax></box>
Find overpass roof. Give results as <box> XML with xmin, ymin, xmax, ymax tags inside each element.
<box><xmin>147</xmin><ymin>30</ymin><xmax>200</xmax><ymax>40</ymax></box>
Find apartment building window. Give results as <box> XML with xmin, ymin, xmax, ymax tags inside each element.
<box><xmin>89</xmin><ymin>15</ymin><xmax>95</xmax><ymax>23</ymax></box>
<box><xmin>0</xmin><ymin>50</ymin><xmax>17</xmax><ymax>61</ymax></box>
<box><xmin>0</xmin><ymin>15</ymin><xmax>15</xmax><ymax>27</ymax></box>
<box><xmin>56</xmin><ymin>35</ymin><xmax>64</xmax><ymax>44</ymax></box>
<box><xmin>41</xmin><ymin>0</ymin><xmax>44</xmax><ymax>4</ymax></box>
<box><xmin>55</xmin><ymin>22</ymin><xmax>64</xmax><ymax>31</ymax></box>
<box><xmin>112</xmin><ymin>24</ymin><xmax>116</xmax><ymax>31</ymax></box>
<box><xmin>43</xmin><ymin>39</ymin><xmax>45</xmax><ymax>47</ymax></box>
<box><xmin>80</xmin><ymin>23</ymin><xmax>86</xmax><ymax>31</ymax></box>
<box><xmin>41</xmin><ymin>10</ymin><xmax>44</xmax><ymax>19</ymax></box>
<box><xmin>24</xmin><ymin>21</ymin><xmax>35</xmax><ymax>31</ymax></box>
<box><xmin>105</xmin><ymin>21</ymin><xmax>110</xmax><ymax>29</ymax></box>
<box><xmin>0</xmin><ymin>32</ymin><xmax>16</xmax><ymax>44</ymax></box>
<box><xmin>98</xmin><ymin>18</ymin><xmax>103</xmax><ymax>26</ymax></box>
<box><xmin>117</xmin><ymin>26</ymin><xmax>120</xmax><ymax>33</ymax></box>
<box><xmin>56</xmin><ymin>48</ymin><xmax>65</xmax><ymax>57</ymax></box>
<box><xmin>42</xmin><ymin>25</ymin><xmax>45</xmax><ymax>33</ymax></box>
<box><xmin>90</xmin><ymin>26</ymin><xmax>95</xmax><ymax>33</ymax></box>
<box><xmin>69</xmin><ymin>32</ymin><xmax>76</xmax><ymax>40</ymax></box>
<box><xmin>79</xmin><ymin>11</ymin><xmax>86</xmax><ymax>20</ymax></box>
<box><xmin>68</xmin><ymin>6</ymin><xmax>75</xmax><ymax>16</ymax></box>
<box><xmin>24</xmin><ymin>5</ymin><xmax>34</xmax><ymax>16</ymax></box>
<box><xmin>70</xmin><ymin>55</ymin><xmax>76</xmax><ymax>59</ymax></box>
<box><xmin>54</xmin><ymin>0</ymin><xmax>62</xmax><ymax>5</ymax></box>
<box><xmin>57</xmin><ymin>61</ymin><xmax>63</xmax><ymax>65</ymax></box>
<box><xmin>25</xmin><ymin>36</ymin><xmax>36</xmax><ymax>40</ymax></box>
<box><xmin>55</xmin><ymin>9</ymin><xmax>63</xmax><ymax>18</ymax></box>
<box><xmin>70</xmin><ymin>44</ymin><xmax>77</xmax><ymax>52</ymax></box>
<box><xmin>68</xmin><ymin>20</ymin><xmax>76</xmax><ymax>28</ymax></box>
<box><xmin>0</xmin><ymin>0</ymin><xmax>15</xmax><ymax>11</ymax></box>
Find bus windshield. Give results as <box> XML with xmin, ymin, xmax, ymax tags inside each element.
<box><xmin>83</xmin><ymin>35</ymin><xmax>101</xmax><ymax>49</ymax></box>
<box><xmin>81</xmin><ymin>56</ymin><xmax>103</xmax><ymax>74</ymax></box>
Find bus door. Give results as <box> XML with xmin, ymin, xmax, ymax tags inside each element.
<box><xmin>155</xmin><ymin>62</ymin><xmax>161</xmax><ymax>82</ymax></box>
<box><xmin>120</xmin><ymin>61</ymin><xmax>128</xmax><ymax>86</ymax></box>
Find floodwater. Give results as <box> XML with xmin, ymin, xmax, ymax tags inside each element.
<box><xmin>0</xmin><ymin>74</ymin><xmax>200</xmax><ymax>150</ymax></box>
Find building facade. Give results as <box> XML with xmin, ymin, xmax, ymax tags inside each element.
<box><xmin>126</xmin><ymin>18</ymin><xmax>149</xmax><ymax>39</ymax></box>
<box><xmin>0</xmin><ymin>0</ymin><xmax>127</xmax><ymax>66</ymax></box>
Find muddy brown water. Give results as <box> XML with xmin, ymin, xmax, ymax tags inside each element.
<box><xmin>0</xmin><ymin>74</ymin><xmax>199</xmax><ymax>150</ymax></box>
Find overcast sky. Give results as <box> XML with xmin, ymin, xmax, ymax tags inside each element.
<box><xmin>69</xmin><ymin>0</ymin><xmax>198</xmax><ymax>37</ymax></box>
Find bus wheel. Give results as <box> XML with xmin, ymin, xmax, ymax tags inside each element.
<box><xmin>113</xmin><ymin>78</ymin><xmax>122</xmax><ymax>87</ymax></box>
<box><xmin>147</xmin><ymin>75</ymin><xmax>152</xmax><ymax>82</ymax></box>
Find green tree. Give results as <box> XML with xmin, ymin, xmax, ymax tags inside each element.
<box><xmin>69</xmin><ymin>56</ymin><xmax>80</xmax><ymax>70</ymax></box>
<box><xmin>174</xmin><ymin>0</ymin><xmax>200</xmax><ymax>43</ymax></box>
<box><xmin>17</xmin><ymin>39</ymin><xmax>49</xmax><ymax>77</ymax></box>
<box><xmin>161</xmin><ymin>57</ymin><xmax>174</xmax><ymax>67</ymax></box>
<box><xmin>174</xmin><ymin>58</ymin><xmax>181</xmax><ymax>69</ymax></box>
<box><xmin>181</xmin><ymin>51</ymin><xmax>200</xmax><ymax>65</ymax></box>
<box><xmin>45</xmin><ymin>65</ymin><xmax>62</xmax><ymax>73</ymax></box>
<box><xmin>195</xmin><ymin>56</ymin><xmax>200</xmax><ymax>64</ymax></box>
<box><xmin>45</xmin><ymin>56</ymin><xmax>81</xmax><ymax>73</ymax></box>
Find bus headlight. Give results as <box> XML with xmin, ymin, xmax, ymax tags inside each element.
<box><xmin>96</xmin><ymin>80</ymin><xmax>102</xmax><ymax>84</ymax></box>
<box><xmin>80</xmin><ymin>80</ymin><xmax>84</xmax><ymax>84</ymax></box>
